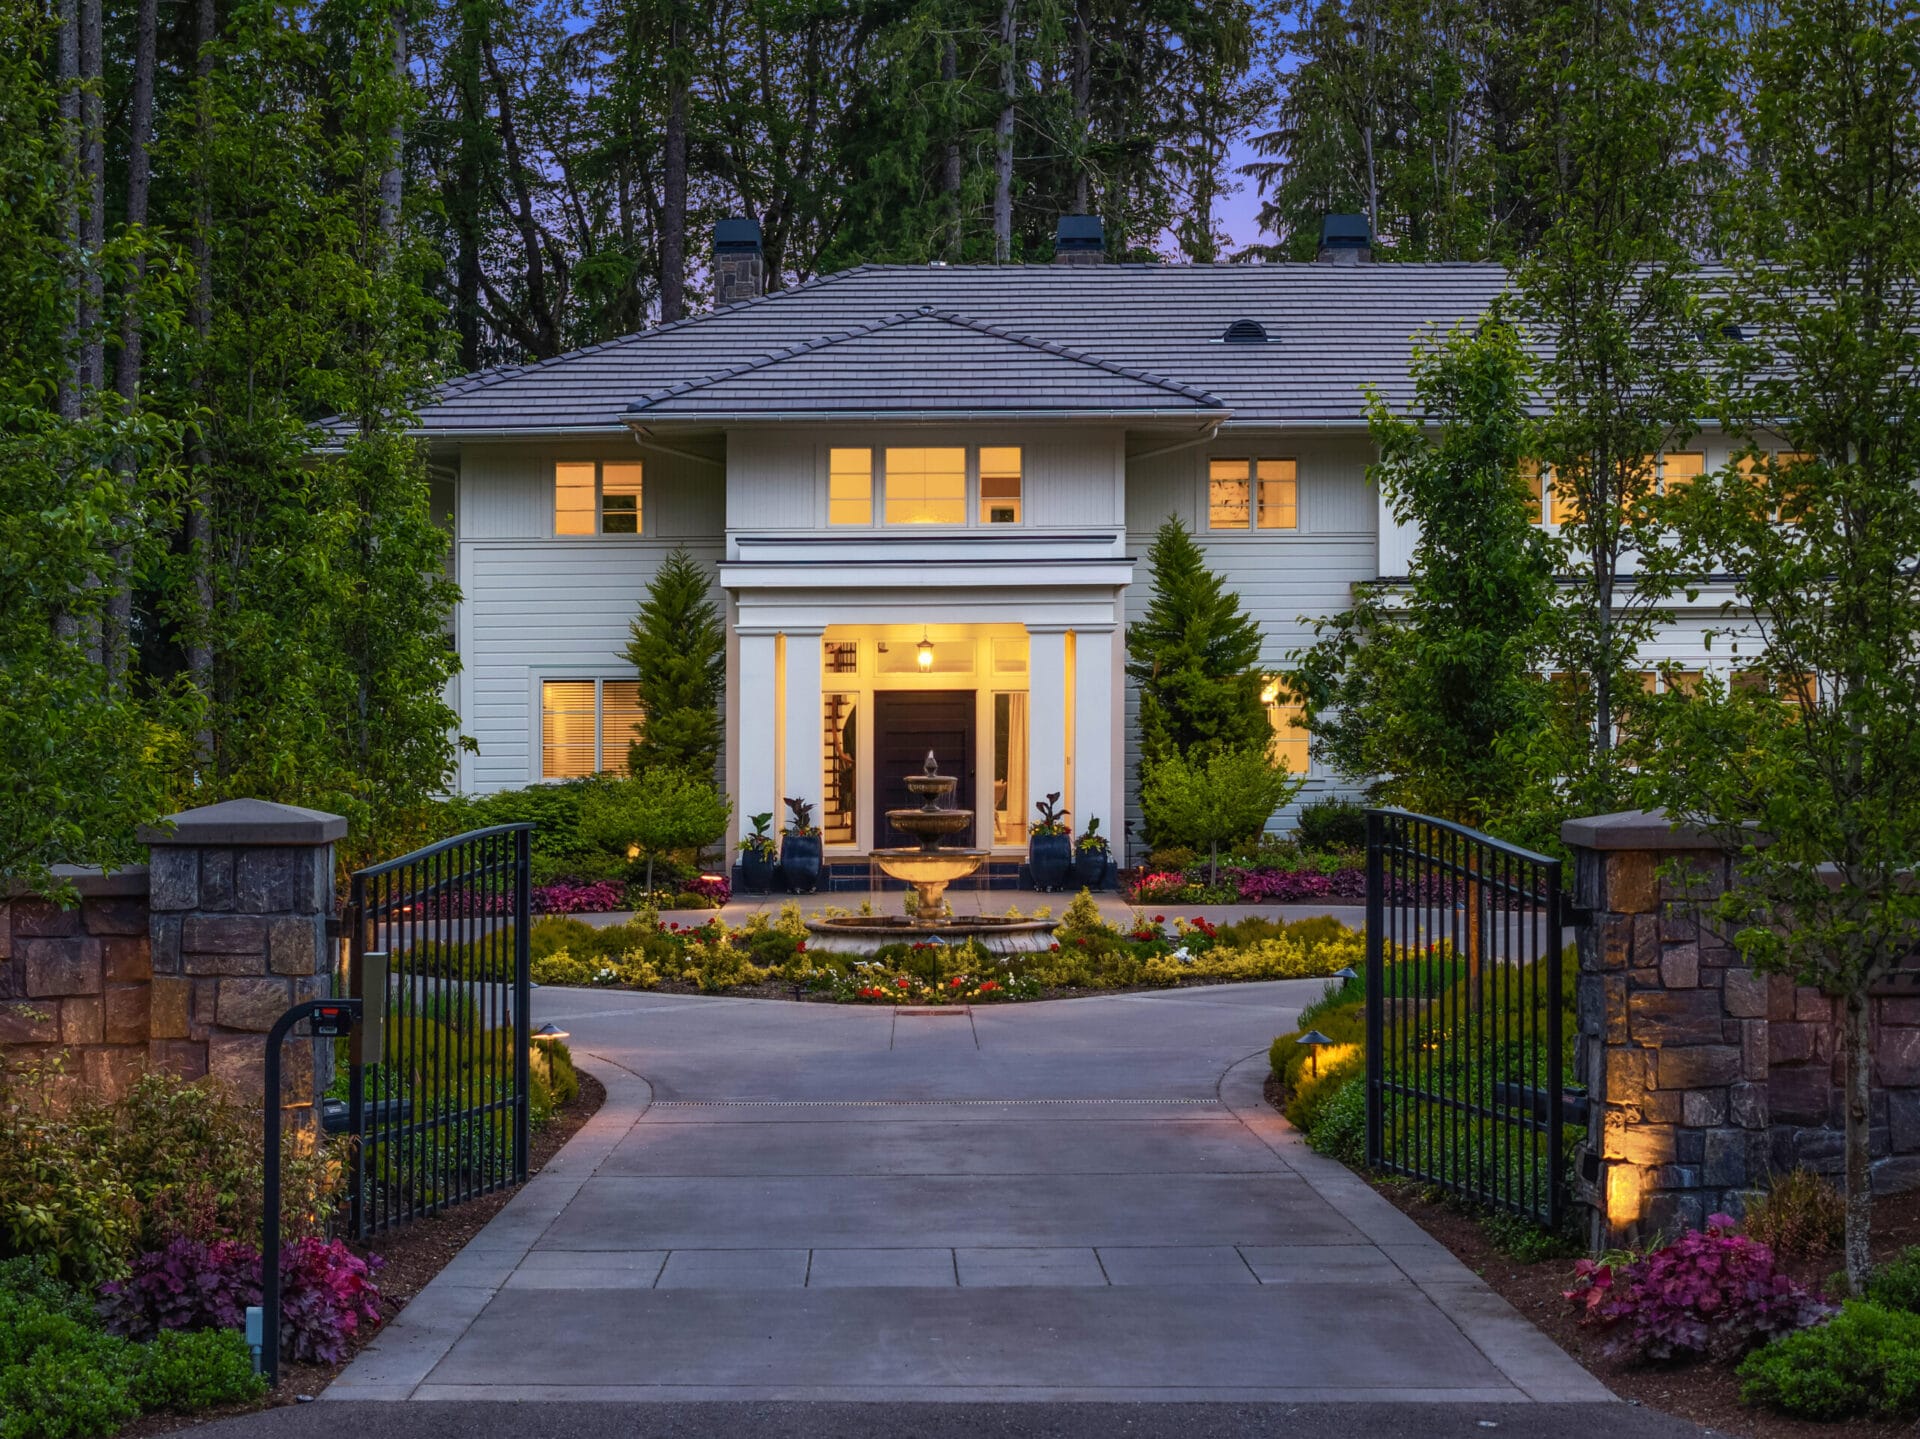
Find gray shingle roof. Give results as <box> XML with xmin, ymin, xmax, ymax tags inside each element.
<box><xmin>415</xmin><ymin>261</ymin><xmax>1515</xmax><ymax>434</ymax></box>
<box><xmin>627</xmin><ymin>307</ymin><xmax>1224</xmax><ymax>417</ymax></box>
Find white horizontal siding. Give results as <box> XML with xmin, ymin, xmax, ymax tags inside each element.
<box><xmin>460</xmin><ymin>441</ymin><xmax>724</xmax><ymax>540</ymax></box>
<box><xmin>457</xmin><ymin>537</ymin><xmax>724</xmax><ymax>791</ymax></box>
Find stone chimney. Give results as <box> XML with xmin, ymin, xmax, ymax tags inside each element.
<box><xmin>1053</xmin><ymin>214</ymin><xmax>1105</xmax><ymax>266</ymax></box>
<box><xmin>1316</xmin><ymin>213</ymin><xmax>1373</xmax><ymax>265</ymax></box>
<box><xmin>713</xmin><ymin>218</ymin><xmax>764</xmax><ymax>306</ymax></box>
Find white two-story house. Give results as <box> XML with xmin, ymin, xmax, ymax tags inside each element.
<box><xmin>415</xmin><ymin>216</ymin><xmax>1747</xmax><ymax>871</ymax></box>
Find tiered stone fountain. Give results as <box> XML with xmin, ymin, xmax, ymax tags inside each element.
<box><xmin>804</xmin><ymin>751</ymin><xmax>1056</xmax><ymax>955</ymax></box>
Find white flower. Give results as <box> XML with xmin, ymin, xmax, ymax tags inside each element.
<box><xmin>1172</xmin><ymin>946</ymin><xmax>1193</xmax><ymax>963</ymax></box>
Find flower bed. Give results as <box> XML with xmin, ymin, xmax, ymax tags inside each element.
<box><xmin>520</xmin><ymin>896</ymin><xmax>1362</xmax><ymax>1002</ymax></box>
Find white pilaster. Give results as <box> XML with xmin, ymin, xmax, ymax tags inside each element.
<box><xmin>781</xmin><ymin>627</ymin><xmax>825</xmax><ymax>828</ymax></box>
<box><xmin>736</xmin><ymin>629</ymin><xmax>780</xmax><ymax>831</ymax></box>
<box><xmin>1027</xmin><ymin>626</ymin><xmax>1070</xmax><ymax>830</ymax></box>
<box><xmin>1072</xmin><ymin>625</ymin><xmax>1116</xmax><ymax>854</ymax></box>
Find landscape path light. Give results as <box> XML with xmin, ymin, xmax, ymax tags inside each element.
<box><xmin>1296</xmin><ymin>1029</ymin><xmax>1336</xmax><ymax>1078</ymax></box>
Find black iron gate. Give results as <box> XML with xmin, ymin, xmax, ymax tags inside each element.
<box><xmin>1364</xmin><ymin>808</ymin><xmax>1569</xmax><ymax>1226</ymax></box>
<box><xmin>343</xmin><ymin>824</ymin><xmax>532</xmax><ymax>1238</ymax></box>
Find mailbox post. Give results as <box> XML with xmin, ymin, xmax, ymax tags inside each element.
<box><xmin>258</xmin><ymin>959</ymin><xmax>385</xmax><ymax>1387</ymax></box>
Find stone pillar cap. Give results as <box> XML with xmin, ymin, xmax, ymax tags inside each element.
<box><xmin>139</xmin><ymin>798</ymin><xmax>348</xmax><ymax>846</ymax></box>
<box><xmin>1560</xmin><ymin>807</ymin><xmax>1729</xmax><ymax>852</ymax></box>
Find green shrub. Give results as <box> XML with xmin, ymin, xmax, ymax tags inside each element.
<box><xmin>1738</xmin><ymin>1301</ymin><xmax>1920</xmax><ymax>1419</ymax></box>
<box><xmin>1304</xmin><ymin>1072</ymin><xmax>1367</xmax><ymax>1163</ymax></box>
<box><xmin>530</xmin><ymin>948</ymin><xmax>612</xmax><ymax>987</ymax></box>
<box><xmin>0</xmin><ymin>1325</ymin><xmax>138</xmax><ymax>1439</ymax></box>
<box><xmin>0</xmin><ymin>1061</ymin><xmax>139</xmax><ymax>1285</ymax></box>
<box><xmin>1295</xmin><ymin>797</ymin><xmax>1368</xmax><ymax>850</ymax></box>
<box><xmin>1270</xmin><ymin>1005</ymin><xmax>1365</xmax><ymax>1090</ymax></box>
<box><xmin>0</xmin><ymin>1257</ymin><xmax>93</xmax><ymax>1329</ymax></box>
<box><xmin>1745</xmin><ymin>1167</ymin><xmax>1845</xmax><ymax>1259</ymax></box>
<box><xmin>1866</xmin><ymin>1246</ymin><xmax>1920</xmax><ymax>1315</ymax></box>
<box><xmin>129</xmin><ymin>1328</ymin><xmax>266</xmax><ymax>1413</ymax></box>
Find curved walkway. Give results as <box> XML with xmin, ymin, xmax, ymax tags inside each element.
<box><xmin>326</xmin><ymin>981</ymin><xmax>1611</xmax><ymax>1405</ymax></box>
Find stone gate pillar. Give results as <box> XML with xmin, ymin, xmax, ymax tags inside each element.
<box><xmin>140</xmin><ymin>799</ymin><xmax>345</xmax><ymax>1119</ymax></box>
<box><xmin>1563</xmin><ymin>810</ymin><xmax>1770</xmax><ymax>1249</ymax></box>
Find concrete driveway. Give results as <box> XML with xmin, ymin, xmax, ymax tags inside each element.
<box><xmin>325</xmin><ymin>980</ymin><xmax>1610</xmax><ymax>1405</ymax></box>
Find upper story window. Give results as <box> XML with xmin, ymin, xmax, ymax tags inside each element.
<box><xmin>1209</xmin><ymin>458</ymin><xmax>1297</xmax><ymax>531</ymax></box>
<box><xmin>1531</xmin><ymin>453</ymin><xmax>1705</xmax><ymax>528</ymax></box>
<box><xmin>828</xmin><ymin>445</ymin><xmax>1023</xmax><ymax>528</ymax></box>
<box><xmin>555</xmin><ymin>459</ymin><xmax>642</xmax><ymax>535</ymax></box>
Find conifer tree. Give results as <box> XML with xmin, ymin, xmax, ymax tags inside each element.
<box><xmin>1125</xmin><ymin>517</ymin><xmax>1269</xmax><ymax>774</ymax></box>
<box><xmin>624</xmin><ymin>546</ymin><xmax>725</xmax><ymax>777</ymax></box>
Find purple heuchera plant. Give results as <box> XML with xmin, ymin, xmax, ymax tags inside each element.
<box><xmin>280</xmin><ymin>1237</ymin><xmax>384</xmax><ymax>1365</ymax></box>
<box><xmin>98</xmin><ymin>1234</ymin><xmax>384</xmax><ymax>1363</ymax></box>
<box><xmin>98</xmin><ymin>1236</ymin><xmax>261</xmax><ymax>1341</ymax></box>
<box><xmin>1564</xmin><ymin>1214</ymin><xmax>1832</xmax><ymax>1361</ymax></box>
<box><xmin>532</xmin><ymin>880</ymin><xmax>626</xmax><ymax>914</ymax></box>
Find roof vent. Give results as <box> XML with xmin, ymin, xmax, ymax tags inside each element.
<box><xmin>1223</xmin><ymin>318</ymin><xmax>1268</xmax><ymax>344</ymax></box>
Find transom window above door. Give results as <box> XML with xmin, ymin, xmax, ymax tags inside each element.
<box><xmin>828</xmin><ymin>445</ymin><xmax>1023</xmax><ymax>527</ymax></box>
<box><xmin>1208</xmin><ymin>458</ymin><xmax>1297</xmax><ymax>531</ymax></box>
<box><xmin>554</xmin><ymin>459</ymin><xmax>643</xmax><ymax>535</ymax></box>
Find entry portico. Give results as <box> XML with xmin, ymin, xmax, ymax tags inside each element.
<box><xmin>723</xmin><ymin>529</ymin><xmax>1130</xmax><ymax>863</ymax></box>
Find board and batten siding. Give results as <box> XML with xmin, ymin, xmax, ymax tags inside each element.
<box><xmin>453</xmin><ymin>440</ymin><xmax>725</xmax><ymax>791</ymax></box>
<box><xmin>725</xmin><ymin>425</ymin><xmax>1125</xmax><ymax>531</ymax></box>
<box><xmin>1122</xmin><ymin>433</ymin><xmax>1379</xmax><ymax>839</ymax></box>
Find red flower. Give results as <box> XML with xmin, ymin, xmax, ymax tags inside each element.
<box><xmin>1049</xmin><ymin>943</ymin><xmax>1060</xmax><ymax>952</ymax></box>
<box><xmin>796</xmin><ymin>940</ymin><xmax>807</xmax><ymax>952</ymax></box>
<box><xmin>896</xmin><ymin>978</ymin><xmax>910</xmax><ymax>989</ymax></box>
<box><xmin>1154</xmin><ymin>914</ymin><xmax>1166</xmax><ymax>924</ymax></box>
<box><xmin>978</xmin><ymin>980</ymin><xmax>999</xmax><ymax>993</ymax></box>
<box><xmin>949</xmin><ymin>977</ymin><xmax>963</xmax><ymax>988</ymax></box>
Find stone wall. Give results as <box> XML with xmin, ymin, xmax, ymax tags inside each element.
<box><xmin>0</xmin><ymin>799</ymin><xmax>345</xmax><ymax>1116</ymax></box>
<box><xmin>0</xmin><ymin>869</ymin><xmax>154</xmax><ymax>1105</ymax></box>
<box><xmin>1567</xmin><ymin>809</ymin><xmax>1920</xmax><ymax>1248</ymax></box>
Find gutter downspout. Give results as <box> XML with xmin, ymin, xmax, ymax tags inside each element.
<box><xmin>624</xmin><ymin>422</ymin><xmax>726</xmax><ymax>469</ymax></box>
<box><xmin>1127</xmin><ymin>416</ymin><xmax>1229</xmax><ymax>465</ymax></box>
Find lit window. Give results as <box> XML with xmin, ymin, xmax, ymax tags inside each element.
<box><xmin>1741</xmin><ymin>451</ymin><xmax>1816</xmax><ymax>522</ymax></box>
<box><xmin>1661</xmin><ymin>453</ymin><xmax>1704</xmax><ymax>495</ymax></box>
<box><xmin>554</xmin><ymin>460</ymin><xmax>643</xmax><ymax>536</ymax></box>
<box><xmin>1262</xmin><ymin>676</ymin><xmax>1310</xmax><ymax>775</ymax></box>
<box><xmin>1256</xmin><ymin>459</ymin><xmax>1298</xmax><ymax>530</ymax></box>
<box><xmin>540</xmin><ymin>679</ymin><xmax>641</xmax><ymax>778</ymax></box>
<box><xmin>980</xmin><ymin>447</ymin><xmax>1022</xmax><ymax>524</ymax></box>
<box><xmin>884</xmin><ymin>447</ymin><xmax>966</xmax><ymax>525</ymax></box>
<box><xmin>1548</xmin><ymin>461</ymin><xmax>1581</xmax><ymax>526</ymax></box>
<box><xmin>829</xmin><ymin>448</ymin><xmax>873</xmax><ymax>526</ymax></box>
<box><xmin>1209</xmin><ymin>459</ymin><xmax>1251</xmax><ymax>529</ymax></box>
<box><xmin>1520</xmin><ymin>460</ymin><xmax>1545</xmax><ymax>524</ymax></box>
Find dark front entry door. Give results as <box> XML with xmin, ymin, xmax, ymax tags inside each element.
<box><xmin>873</xmin><ymin>690</ymin><xmax>976</xmax><ymax>849</ymax></box>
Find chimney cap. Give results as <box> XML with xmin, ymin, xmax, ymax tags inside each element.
<box><xmin>715</xmin><ymin>217</ymin><xmax>763</xmax><ymax>254</ymax></box>
<box><xmin>1055</xmin><ymin>214</ymin><xmax>1105</xmax><ymax>253</ymax></box>
<box><xmin>1318</xmin><ymin>214</ymin><xmax>1371</xmax><ymax>250</ymax></box>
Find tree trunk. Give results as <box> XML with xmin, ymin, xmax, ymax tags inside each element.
<box><xmin>993</xmin><ymin>0</ymin><xmax>1015</xmax><ymax>262</ymax></box>
<box><xmin>1070</xmin><ymin>0</ymin><xmax>1091</xmax><ymax>214</ymax></box>
<box><xmin>659</xmin><ymin>2</ymin><xmax>688</xmax><ymax>322</ymax></box>
<box><xmin>186</xmin><ymin>0</ymin><xmax>217</xmax><ymax>761</ymax></box>
<box><xmin>105</xmin><ymin>0</ymin><xmax>158</xmax><ymax>688</ymax></box>
<box><xmin>379</xmin><ymin>9</ymin><xmax>407</xmax><ymax>245</ymax></box>
<box><xmin>1844</xmin><ymin>988</ymin><xmax>1873</xmax><ymax>1293</ymax></box>
<box><xmin>55</xmin><ymin>0</ymin><xmax>80</xmax><ymax>420</ymax></box>
<box><xmin>452</xmin><ymin>3</ymin><xmax>485</xmax><ymax>369</ymax></box>
<box><xmin>79</xmin><ymin>0</ymin><xmax>104</xmax><ymax>397</ymax></box>
<box><xmin>941</xmin><ymin>35</ymin><xmax>961</xmax><ymax>258</ymax></box>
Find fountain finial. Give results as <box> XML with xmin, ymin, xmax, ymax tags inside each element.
<box><xmin>923</xmin><ymin>749</ymin><xmax>939</xmax><ymax>776</ymax></box>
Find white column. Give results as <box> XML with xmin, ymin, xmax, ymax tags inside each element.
<box><xmin>1072</xmin><ymin>625</ymin><xmax>1116</xmax><ymax>853</ymax></box>
<box><xmin>1027</xmin><ymin>626</ymin><xmax>1070</xmax><ymax>830</ymax></box>
<box><xmin>736</xmin><ymin>629</ymin><xmax>780</xmax><ymax>831</ymax></box>
<box><xmin>781</xmin><ymin>627</ymin><xmax>825</xmax><ymax>829</ymax></box>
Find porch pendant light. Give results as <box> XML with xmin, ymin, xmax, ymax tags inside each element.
<box><xmin>916</xmin><ymin>630</ymin><xmax>935</xmax><ymax>672</ymax></box>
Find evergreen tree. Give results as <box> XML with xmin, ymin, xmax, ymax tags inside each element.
<box><xmin>624</xmin><ymin>546</ymin><xmax>725</xmax><ymax>776</ymax></box>
<box><xmin>1125</xmin><ymin>517</ymin><xmax>1269</xmax><ymax>778</ymax></box>
<box><xmin>1290</xmin><ymin>318</ymin><xmax>1553</xmax><ymax>829</ymax></box>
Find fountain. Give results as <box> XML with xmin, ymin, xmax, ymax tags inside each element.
<box><xmin>803</xmin><ymin>751</ymin><xmax>1057</xmax><ymax>955</ymax></box>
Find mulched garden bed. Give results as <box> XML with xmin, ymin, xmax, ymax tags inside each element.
<box><xmin>123</xmin><ymin>1070</ymin><xmax>606</xmax><ymax>1433</ymax></box>
<box><xmin>1265</xmin><ymin>1076</ymin><xmax>1920</xmax><ymax>1439</ymax></box>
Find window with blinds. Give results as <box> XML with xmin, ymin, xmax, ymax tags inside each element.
<box><xmin>1209</xmin><ymin>458</ymin><xmax>1298</xmax><ymax>530</ymax></box>
<box><xmin>540</xmin><ymin>679</ymin><xmax>642</xmax><ymax>778</ymax></box>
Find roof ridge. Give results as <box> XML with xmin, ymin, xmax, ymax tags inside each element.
<box><xmin>627</xmin><ymin>305</ymin><xmax>1224</xmax><ymax>412</ymax></box>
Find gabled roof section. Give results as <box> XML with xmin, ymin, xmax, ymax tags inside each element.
<box><xmin>409</xmin><ymin>262</ymin><xmax>1519</xmax><ymax>434</ymax></box>
<box><xmin>626</xmin><ymin>307</ymin><xmax>1224</xmax><ymax>419</ymax></box>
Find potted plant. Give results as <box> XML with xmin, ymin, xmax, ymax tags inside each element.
<box><xmin>779</xmin><ymin>796</ymin><xmax>823</xmax><ymax>894</ymax></box>
<box><xmin>1074</xmin><ymin>817</ymin><xmax>1112</xmax><ymax>890</ymax></box>
<box><xmin>1028</xmin><ymin>793</ymin><xmax>1072</xmax><ymax>891</ymax></box>
<box><xmin>737</xmin><ymin>811</ymin><xmax>778</xmax><ymax>894</ymax></box>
